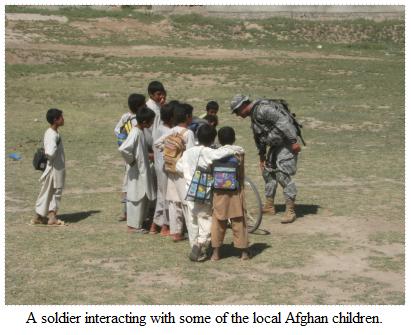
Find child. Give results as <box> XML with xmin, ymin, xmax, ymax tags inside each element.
<box><xmin>154</xmin><ymin>103</ymin><xmax>195</xmax><ymax>241</ymax></box>
<box><xmin>176</xmin><ymin>124</ymin><xmax>242</xmax><ymax>261</ymax></box>
<box><xmin>150</xmin><ymin>102</ymin><xmax>175</xmax><ymax>235</ymax></box>
<box><xmin>180</xmin><ymin>103</ymin><xmax>194</xmax><ymax>127</ymax></box>
<box><xmin>31</xmin><ymin>108</ymin><xmax>66</xmax><ymax>226</ymax></box>
<box><xmin>114</xmin><ymin>93</ymin><xmax>145</xmax><ymax>139</ymax></box>
<box><xmin>199</xmin><ymin>100</ymin><xmax>219</xmax><ymax>119</ymax></box>
<box><xmin>146</xmin><ymin>80</ymin><xmax>167</xmax><ymax>146</ymax></box>
<box><xmin>114</xmin><ymin>93</ymin><xmax>146</xmax><ymax>221</ymax></box>
<box><xmin>118</xmin><ymin>107</ymin><xmax>156</xmax><ymax>233</ymax></box>
<box><xmin>211</xmin><ymin>126</ymin><xmax>249</xmax><ymax>261</ymax></box>
<box><xmin>203</xmin><ymin>114</ymin><xmax>219</xmax><ymax>129</ymax></box>
<box><xmin>145</xmin><ymin>81</ymin><xmax>167</xmax><ymax>229</ymax></box>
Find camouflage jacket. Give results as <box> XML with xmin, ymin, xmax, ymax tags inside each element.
<box><xmin>250</xmin><ymin>99</ymin><xmax>298</xmax><ymax>160</ymax></box>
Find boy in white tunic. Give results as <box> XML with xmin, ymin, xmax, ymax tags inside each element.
<box><xmin>114</xmin><ymin>93</ymin><xmax>146</xmax><ymax>221</ymax></box>
<box><xmin>145</xmin><ymin>81</ymin><xmax>166</xmax><ymax>227</ymax></box>
<box><xmin>146</xmin><ymin>81</ymin><xmax>166</xmax><ymax>148</ymax></box>
<box><xmin>31</xmin><ymin>108</ymin><xmax>66</xmax><ymax>226</ymax></box>
<box><xmin>149</xmin><ymin>102</ymin><xmax>174</xmax><ymax>235</ymax></box>
<box><xmin>154</xmin><ymin>103</ymin><xmax>195</xmax><ymax>241</ymax></box>
<box><xmin>118</xmin><ymin>107</ymin><xmax>156</xmax><ymax>233</ymax></box>
<box><xmin>176</xmin><ymin>124</ymin><xmax>243</xmax><ymax>261</ymax></box>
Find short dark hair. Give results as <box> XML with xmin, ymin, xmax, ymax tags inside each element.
<box><xmin>147</xmin><ymin>81</ymin><xmax>165</xmax><ymax>95</ymax></box>
<box><xmin>160</xmin><ymin>103</ymin><xmax>174</xmax><ymax>123</ymax></box>
<box><xmin>128</xmin><ymin>94</ymin><xmax>146</xmax><ymax>114</ymax></box>
<box><xmin>173</xmin><ymin>104</ymin><xmax>188</xmax><ymax>125</ymax></box>
<box><xmin>206</xmin><ymin>100</ymin><xmax>219</xmax><ymax>111</ymax></box>
<box><xmin>181</xmin><ymin>103</ymin><xmax>193</xmax><ymax>118</ymax></box>
<box><xmin>203</xmin><ymin>114</ymin><xmax>219</xmax><ymax>128</ymax></box>
<box><xmin>218</xmin><ymin>126</ymin><xmax>236</xmax><ymax>145</ymax></box>
<box><xmin>136</xmin><ymin>107</ymin><xmax>155</xmax><ymax>124</ymax></box>
<box><xmin>197</xmin><ymin>124</ymin><xmax>217</xmax><ymax>146</ymax></box>
<box><xmin>46</xmin><ymin>108</ymin><xmax>63</xmax><ymax>125</ymax></box>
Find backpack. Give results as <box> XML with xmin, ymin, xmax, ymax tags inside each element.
<box><xmin>212</xmin><ymin>155</ymin><xmax>240</xmax><ymax>191</ymax></box>
<box><xmin>117</xmin><ymin>115</ymin><xmax>136</xmax><ymax>146</ymax></box>
<box><xmin>33</xmin><ymin>136</ymin><xmax>61</xmax><ymax>171</ymax></box>
<box><xmin>163</xmin><ymin>129</ymin><xmax>188</xmax><ymax>173</ymax></box>
<box><xmin>185</xmin><ymin>148</ymin><xmax>214</xmax><ymax>203</ymax></box>
<box><xmin>32</xmin><ymin>148</ymin><xmax>47</xmax><ymax>171</ymax></box>
<box><xmin>268</xmin><ymin>99</ymin><xmax>305</xmax><ymax>146</ymax></box>
<box><xmin>186</xmin><ymin>167</ymin><xmax>214</xmax><ymax>203</ymax></box>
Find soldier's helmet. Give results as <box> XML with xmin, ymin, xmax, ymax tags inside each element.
<box><xmin>230</xmin><ymin>94</ymin><xmax>250</xmax><ymax>113</ymax></box>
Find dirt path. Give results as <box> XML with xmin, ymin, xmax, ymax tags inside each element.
<box><xmin>6</xmin><ymin>13</ymin><xmax>69</xmax><ymax>23</ymax></box>
<box><xmin>6</xmin><ymin>41</ymin><xmax>380</xmax><ymax>62</ymax></box>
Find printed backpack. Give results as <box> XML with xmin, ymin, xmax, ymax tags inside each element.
<box><xmin>163</xmin><ymin>129</ymin><xmax>188</xmax><ymax>173</ymax></box>
<box><xmin>117</xmin><ymin>116</ymin><xmax>136</xmax><ymax>146</ymax></box>
<box><xmin>186</xmin><ymin>167</ymin><xmax>214</xmax><ymax>203</ymax></box>
<box><xmin>212</xmin><ymin>155</ymin><xmax>240</xmax><ymax>191</ymax></box>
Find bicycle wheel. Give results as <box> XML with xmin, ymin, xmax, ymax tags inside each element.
<box><xmin>243</xmin><ymin>176</ymin><xmax>263</xmax><ymax>233</ymax></box>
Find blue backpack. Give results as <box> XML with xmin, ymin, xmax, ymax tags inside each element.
<box><xmin>212</xmin><ymin>156</ymin><xmax>240</xmax><ymax>191</ymax></box>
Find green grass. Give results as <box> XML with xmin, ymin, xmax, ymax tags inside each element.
<box><xmin>369</xmin><ymin>231</ymin><xmax>405</xmax><ymax>245</ymax></box>
<box><xmin>368</xmin><ymin>255</ymin><xmax>405</xmax><ymax>272</ymax></box>
<box><xmin>5</xmin><ymin>7</ymin><xmax>404</xmax><ymax>305</ymax></box>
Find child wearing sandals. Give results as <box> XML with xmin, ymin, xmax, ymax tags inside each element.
<box><xmin>211</xmin><ymin>127</ymin><xmax>250</xmax><ymax>261</ymax></box>
<box><xmin>118</xmin><ymin>107</ymin><xmax>156</xmax><ymax>233</ymax></box>
<box><xmin>114</xmin><ymin>93</ymin><xmax>146</xmax><ymax>222</ymax></box>
<box><xmin>32</xmin><ymin>108</ymin><xmax>66</xmax><ymax>226</ymax></box>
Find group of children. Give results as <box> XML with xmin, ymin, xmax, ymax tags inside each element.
<box><xmin>31</xmin><ymin>80</ymin><xmax>249</xmax><ymax>262</ymax></box>
<box><xmin>116</xmin><ymin>81</ymin><xmax>249</xmax><ymax>261</ymax></box>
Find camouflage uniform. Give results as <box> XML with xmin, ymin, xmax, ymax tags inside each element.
<box><xmin>250</xmin><ymin>99</ymin><xmax>299</xmax><ymax>201</ymax></box>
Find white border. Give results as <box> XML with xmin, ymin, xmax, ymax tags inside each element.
<box><xmin>2</xmin><ymin>1</ymin><xmax>408</xmax><ymax>334</ymax></box>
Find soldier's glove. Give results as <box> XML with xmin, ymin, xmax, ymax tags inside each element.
<box><xmin>291</xmin><ymin>143</ymin><xmax>301</xmax><ymax>154</ymax></box>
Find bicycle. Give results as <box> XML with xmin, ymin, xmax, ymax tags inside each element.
<box><xmin>243</xmin><ymin>176</ymin><xmax>263</xmax><ymax>233</ymax></box>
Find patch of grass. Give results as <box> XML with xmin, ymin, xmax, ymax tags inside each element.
<box><xmin>369</xmin><ymin>231</ymin><xmax>405</xmax><ymax>245</ymax></box>
<box><xmin>368</xmin><ymin>254</ymin><xmax>404</xmax><ymax>272</ymax></box>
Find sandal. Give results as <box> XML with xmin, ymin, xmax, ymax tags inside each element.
<box><xmin>29</xmin><ymin>217</ymin><xmax>47</xmax><ymax>226</ymax></box>
<box><xmin>47</xmin><ymin>219</ymin><xmax>67</xmax><ymax>227</ymax></box>
<box><xmin>127</xmin><ymin>227</ymin><xmax>148</xmax><ymax>234</ymax></box>
<box><xmin>172</xmin><ymin>233</ymin><xmax>186</xmax><ymax>242</ymax></box>
<box><xmin>149</xmin><ymin>223</ymin><xmax>159</xmax><ymax>235</ymax></box>
<box><xmin>160</xmin><ymin>225</ymin><xmax>170</xmax><ymax>236</ymax></box>
<box><xmin>118</xmin><ymin>215</ymin><xmax>127</xmax><ymax>222</ymax></box>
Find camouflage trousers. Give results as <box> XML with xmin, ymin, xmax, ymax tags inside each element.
<box><xmin>262</xmin><ymin>145</ymin><xmax>298</xmax><ymax>201</ymax></box>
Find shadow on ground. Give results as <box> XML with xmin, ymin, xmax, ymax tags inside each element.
<box><xmin>58</xmin><ymin>210</ymin><xmax>101</xmax><ymax>223</ymax></box>
<box><xmin>218</xmin><ymin>242</ymin><xmax>271</xmax><ymax>260</ymax></box>
<box><xmin>275</xmin><ymin>204</ymin><xmax>320</xmax><ymax>218</ymax></box>
<box><xmin>250</xmin><ymin>227</ymin><xmax>270</xmax><ymax>235</ymax></box>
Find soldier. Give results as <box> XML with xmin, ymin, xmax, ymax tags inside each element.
<box><xmin>230</xmin><ymin>94</ymin><xmax>302</xmax><ymax>223</ymax></box>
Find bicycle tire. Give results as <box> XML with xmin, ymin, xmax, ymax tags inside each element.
<box><xmin>243</xmin><ymin>176</ymin><xmax>263</xmax><ymax>233</ymax></box>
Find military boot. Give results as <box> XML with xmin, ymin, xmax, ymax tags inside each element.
<box><xmin>262</xmin><ymin>197</ymin><xmax>276</xmax><ymax>215</ymax></box>
<box><xmin>281</xmin><ymin>198</ymin><xmax>296</xmax><ymax>224</ymax></box>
